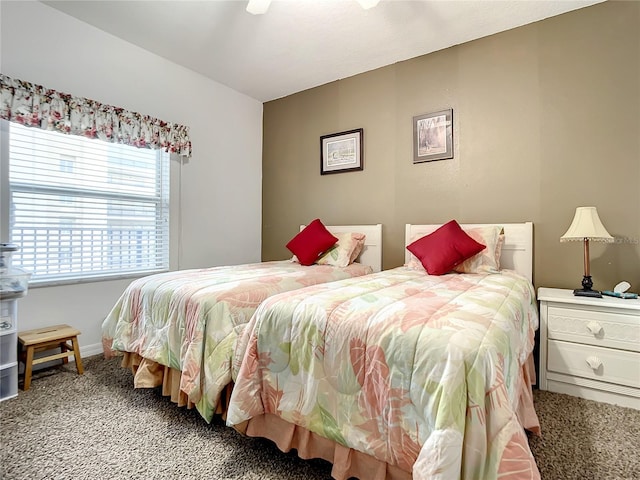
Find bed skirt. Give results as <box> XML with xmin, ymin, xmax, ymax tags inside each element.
<box><xmin>520</xmin><ymin>354</ymin><xmax>541</xmax><ymax>435</ymax></box>
<box><xmin>115</xmin><ymin>351</ymin><xmax>540</xmax><ymax>478</ymax></box>
<box><xmin>235</xmin><ymin>413</ymin><xmax>412</xmax><ymax>480</ymax></box>
<box><xmin>118</xmin><ymin>352</ymin><xmax>232</xmax><ymax>418</ymax></box>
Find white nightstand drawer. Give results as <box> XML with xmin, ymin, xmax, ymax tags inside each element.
<box><xmin>547</xmin><ymin>305</ymin><xmax>640</xmax><ymax>352</ymax></box>
<box><xmin>548</xmin><ymin>339</ymin><xmax>640</xmax><ymax>389</ymax></box>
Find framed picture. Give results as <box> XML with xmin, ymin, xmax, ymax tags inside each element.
<box><xmin>320</xmin><ymin>128</ymin><xmax>363</xmax><ymax>175</ymax></box>
<box><xmin>413</xmin><ymin>109</ymin><xmax>453</xmax><ymax>163</ymax></box>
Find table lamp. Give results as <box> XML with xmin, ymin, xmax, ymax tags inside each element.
<box><xmin>560</xmin><ymin>206</ymin><xmax>614</xmax><ymax>297</ymax></box>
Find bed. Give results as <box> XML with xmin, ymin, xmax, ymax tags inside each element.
<box><xmin>226</xmin><ymin>222</ymin><xmax>541</xmax><ymax>480</ymax></box>
<box><xmin>101</xmin><ymin>223</ymin><xmax>383</xmax><ymax>422</ymax></box>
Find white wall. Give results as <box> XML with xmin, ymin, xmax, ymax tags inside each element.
<box><xmin>0</xmin><ymin>1</ymin><xmax>263</xmax><ymax>357</ymax></box>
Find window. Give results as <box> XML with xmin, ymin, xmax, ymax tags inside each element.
<box><xmin>59</xmin><ymin>154</ymin><xmax>75</xmax><ymax>173</ymax></box>
<box><xmin>3</xmin><ymin>121</ymin><xmax>170</xmax><ymax>285</ymax></box>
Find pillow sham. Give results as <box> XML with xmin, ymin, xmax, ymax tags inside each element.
<box><xmin>405</xmin><ymin>220</ymin><xmax>486</xmax><ymax>275</ymax></box>
<box><xmin>316</xmin><ymin>232</ymin><xmax>366</xmax><ymax>267</ymax></box>
<box><xmin>286</xmin><ymin>219</ymin><xmax>338</xmax><ymax>266</ymax></box>
<box><xmin>454</xmin><ymin>226</ymin><xmax>504</xmax><ymax>274</ymax></box>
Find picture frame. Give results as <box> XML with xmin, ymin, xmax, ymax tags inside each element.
<box><xmin>413</xmin><ymin>109</ymin><xmax>453</xmax><ymax>163</ymax></box>
<box><xmin>320</xmin><ymin>128</ymin><xmax>363</xmax><ymax>175</ymax></box>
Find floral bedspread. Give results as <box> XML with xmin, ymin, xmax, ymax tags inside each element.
<box><xmin>101</xmin><ymin>260</ymin><xmax>372</xmax><ymax>422</ymax></box>
<box><xmin>226</xmin><ymin>267</ymin><xmax>540</xmax><ymax>480</ymax></box>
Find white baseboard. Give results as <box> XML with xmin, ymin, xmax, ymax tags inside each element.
<box><xmin>80</xmin><ymin>342</ymin><xmax>104</xmax><ymax>359</ymax></box>
<box><xmin>18</xmin><ymin>342</ymin><xmax>104</xmax><ymax>373</ymax></box>
<box><xmin>54</xmin><ymin>342</ymin><xmax>103</xmax><ymax>367</ymax></box>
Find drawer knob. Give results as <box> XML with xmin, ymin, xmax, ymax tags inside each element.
<box><xmin>586</xmin><ymin>321</ymin><xmax>603</xmax><ymax>336</ymax></box>
<box><xmin>586</xmin><ymin>356</ymin><xmax>603</xmax><ymax>370</ymax></box>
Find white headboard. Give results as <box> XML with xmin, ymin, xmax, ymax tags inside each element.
<box><xmin>404</xmin><ymin>223</ymin><xmax>533</xmax><ymax>281</ymax></box>
<box><xmin>301</xmin><ymin>224</ymin><xmax>383</xmax><ymax>273</ymax></box>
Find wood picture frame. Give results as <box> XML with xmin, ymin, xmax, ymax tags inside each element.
<box><xmin>413</xmin><ymin>109</ymin><xmax>453</xmax><ymax>163</ymax></box>
<box><xmin>320</xmin><ymin>128</ymin><xmax>363</xmax><ymax>175</ymax></box>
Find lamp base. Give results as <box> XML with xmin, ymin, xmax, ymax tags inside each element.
<box><xmin>573</xmin><ymin>288</ymin><xmax>602</xmax><ymax>298</ymax></box>
<box><xmin>573</xmin><ymin>275</ymin><xmax>602</xmax><ymax>297</ymax></box>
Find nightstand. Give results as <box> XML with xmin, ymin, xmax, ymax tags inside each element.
<box><xmin>538</xmin><ymin>287</ymin><xmax>640</xmax><ymax>409</ymax></box>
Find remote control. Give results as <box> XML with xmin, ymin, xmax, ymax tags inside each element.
<box><xmin>602</xmin><ymin>290</ymin><xmax>638</xmax><ymax>299</ymax></box>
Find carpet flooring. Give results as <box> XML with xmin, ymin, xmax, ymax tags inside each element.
<box><xmin>1</xmin><ymin>355</ymin><xmax>638</xmax><ymax>480</ymax></box>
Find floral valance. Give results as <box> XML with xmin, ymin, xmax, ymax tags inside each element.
<box><xmin>0</xmin><ymin>73</ymin><xmax>192</xmax><ymax>158</ymax></box>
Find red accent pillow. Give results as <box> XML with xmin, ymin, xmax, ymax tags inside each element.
<box><xmin>406</xmin><ymin>220</ymin><xmax>486</xmax><ymax>275</ymax></box>
<box><xmin>286</xmin><ymin>219</ymin><xmax>339</xmax><ymax>266</ymax></box>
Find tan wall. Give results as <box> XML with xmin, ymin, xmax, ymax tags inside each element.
<box><xmin>262</xmin><ymin>0</ymin><xmax>640</xmax><ymax>292</ymax></box>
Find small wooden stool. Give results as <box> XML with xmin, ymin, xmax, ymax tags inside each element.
<box><xmin>18</xmin><ymin>324</ymin><xmax>84</xmax><ymax>391</ymax></box>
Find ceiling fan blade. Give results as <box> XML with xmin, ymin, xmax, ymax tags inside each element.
<box><xmin>246</xmin><ymin>0</ymin><xmax>272</xmax><ymax>15</ymax></box>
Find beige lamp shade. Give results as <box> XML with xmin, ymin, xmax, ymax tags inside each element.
<box><xmin>560</xmin><ymin>207</ymin><xmax>614</xmax><ymax>243</ymax></box>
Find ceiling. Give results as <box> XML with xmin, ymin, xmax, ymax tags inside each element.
<box><xmin>43</xmin><ymin>0</ymin><xmax>604</xmax><ymax>103</ymax></box>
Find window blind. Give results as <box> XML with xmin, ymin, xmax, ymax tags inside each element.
<box><xmin>8</xmin><ymin>122</ymin><xmax>170</xmax><ymax>285</ymax></box>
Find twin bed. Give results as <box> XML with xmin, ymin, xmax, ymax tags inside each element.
<box><xmin>102</xmin><ymin>224</ymin><xmax>383</xmax><ymax>420</ymax></box>
<box><xmin>102</xmin><ymin>222</ymin><xmax>540</xmax><ymax>480</ymax></box>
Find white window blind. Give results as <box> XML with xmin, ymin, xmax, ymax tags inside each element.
<box><xmin>8</xmin><ymin>122</ymin><xmax>170</xmax><ymax>285</ymax></box>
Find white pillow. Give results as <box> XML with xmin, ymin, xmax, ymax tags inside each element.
<box><xmin>454</xmin><ymin>226</ymin><xmax>504</xmax><ymax>274</ymax></box>
<box><xmin>315</xmin><ymin>232</ymin><xmax>366</xmax><ymax>267</ymax></box>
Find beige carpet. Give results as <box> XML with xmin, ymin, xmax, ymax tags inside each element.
<box><xmin>1</xmin><ymin>355</ymin><xmax>638</xmax><ymax>480</ymax></box>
